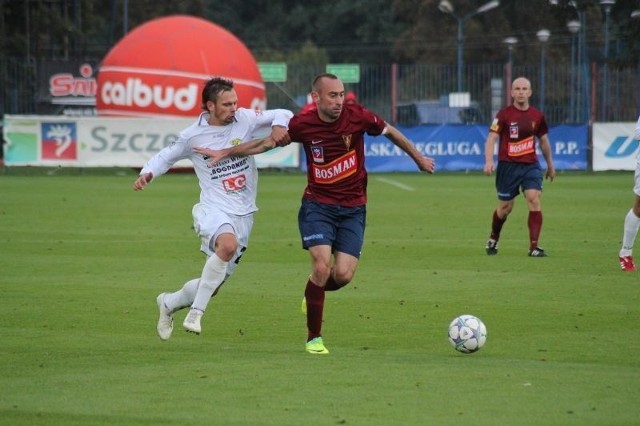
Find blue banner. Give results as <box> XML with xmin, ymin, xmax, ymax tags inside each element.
<box><xmin>361</xmin><ymin>124</ymin><xmax>588</xmax><ymax>172</ymax></box>
<box><xmin>545</xmin><ymin>124</ymin><xmax>589</xmax><ymax>170</ymax></box>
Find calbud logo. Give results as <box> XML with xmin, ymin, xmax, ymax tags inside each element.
<box><xmin>96</xmin><ymin>15</ymin><xmax>265</xmax><ymax>118</ymax></box>
<box><xmin>100</xmin><ymin>76</ymin><xmax>198</xmax><ymax>112</ymax></box>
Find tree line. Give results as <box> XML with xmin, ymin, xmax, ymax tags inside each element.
<box><xmin>1</xmin><ymin>0</ymin><xmax>639</xmax><ymax>67</ymax></box>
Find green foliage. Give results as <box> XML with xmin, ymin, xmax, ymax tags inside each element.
<box><xmin>1</xmin><ymin>169</ymin><xmax>639</xmax><ymax>425</ymax></box>
<box><xmin>3</xmin><ymin>0</ymin><xmax>639</xmax><ymax>65</ymax></box>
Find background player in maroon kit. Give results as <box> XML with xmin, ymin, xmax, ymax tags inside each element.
<box><xmin>288</xmin><ymin>73</ymin><xmax>434</xmax><ymax>354</ymax></box>
<box><xmin>483</xmin><ymin>76</ymin><xmax>555</xmax><ymax>257</ymax></box>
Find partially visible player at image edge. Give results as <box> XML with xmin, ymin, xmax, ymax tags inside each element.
<box><xmin>618</xmin><ymin>114</ymin><xmax>640</xmax><ymax>271</ymax></box>
<box><xmin>483</xmin><ymin>76</ymin><xmax>555</xmax><ymax>257</ymax></box>
<box><xmin>133</xmin><ymin>76</ymin><xmax>292</xmax><ymax>340</ymax></box>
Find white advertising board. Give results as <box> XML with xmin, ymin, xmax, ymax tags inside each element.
<box><xmin>592</xmin><ymin>122</ymin><xmax>639</xmax><ymax>171</ymax></box>
<box><xmin>2</xmin><ymin>115</ymin><xmax>299</xmax><ymax>169</ymax></box>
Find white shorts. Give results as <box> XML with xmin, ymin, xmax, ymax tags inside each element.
<box><xmin>192</xmin><ymin>203</ymin><xmax>254</xmax><ymax>277</ymax></box>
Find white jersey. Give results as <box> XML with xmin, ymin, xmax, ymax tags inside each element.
<box><xmin>634</xmin><ymin>115</ymin><xmax>640</xmax><ymax>196</ymax></box>
<box><xmin>141</xmin><ymin>108</ymin><xmax>292</xmax><ymax>215</ymax></box>
<box><xmin>634</xmin><ymin>115</ymin><xmax>640</xmax><ymax>168</ymax></box>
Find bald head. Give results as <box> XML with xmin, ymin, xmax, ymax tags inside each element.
<box><xmin>512</xmin><ymin>77</ymin><xmax>531</xmax><ymax>91</ymax></box>
<box><xmin>511</xmin><ymin>77</ymin><xmax>533</xmax><ymax>110</ymax></box>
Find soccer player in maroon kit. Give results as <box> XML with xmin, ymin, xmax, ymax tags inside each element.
<box><xmin>483</xmin><ymin>77</ymin><xmax>555</xmax><ymax>257</ymax></box>
<box><xmin>288</xmin><ymin>73</ymin><xmax>434</xmax><ymax>354</ymax></box>
<box><xmin>198</xmin><ymin>73</ymin><xmax>435</xmax><ymax>354</ymax></box>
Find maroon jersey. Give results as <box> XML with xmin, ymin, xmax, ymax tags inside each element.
<box><xmin>489</xmin><ymin>105</ymin><xmax>548</xmax><ymax>164</ymax></box>
<box><xmin>288</xmin><ymin>104</ymin><xmax>387</xmax><ymax>207</ymax></box>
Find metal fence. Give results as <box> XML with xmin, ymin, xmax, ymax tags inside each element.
<box><xmin>2</xmin><ymin>57</ymin><xmax>639</xmax><ymax>125</ymax></box>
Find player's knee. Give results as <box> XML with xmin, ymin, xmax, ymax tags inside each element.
<box><xmin>333</xmin><ymin>269</ymin><xmax>355</xmax><ymax>285</ymax></box>
<box><xmin>214</xmin><ymin>238</ymin><xmax>237</xmax><ymax>261</ymax></box>
<box><xmin>632</xmin><ymin>198</ymin><xmax>640</xmax><ymax>217</ymax></box>
<box><xmin>498</xmin><ymin>205</ymin><xmax>513</xmax><ymax>217</ymax></box>
<box><xmin>313</xmin><ymin>263</ymin><xmax>332</xmax><ymax>278</ymax></box>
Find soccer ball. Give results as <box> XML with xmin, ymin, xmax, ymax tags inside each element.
<box><xmin>448</xmin><ymin>314</ymin><xmax>487</xmax><ymax>354</ymax></box>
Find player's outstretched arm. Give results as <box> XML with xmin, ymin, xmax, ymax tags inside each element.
<box><xmin>193</xmin><ymin>137</ymin><xmax>277</xmax><ymax>167</ymax></box>
<box><xmin>383</xmin><ymin>124</ymin><xmax>435</xmax><ymax>173</ymax></box>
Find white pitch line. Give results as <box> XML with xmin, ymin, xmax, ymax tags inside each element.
<box><xmin>374</xmin><ymin>177</ymin><xmax>415</xmax><ymax>191</ymax></box>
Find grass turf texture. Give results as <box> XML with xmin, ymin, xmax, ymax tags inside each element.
<box><xmin>1</xmin><ymin>167</ymin><xmax>638</xmax><ymax>425</ymax></box>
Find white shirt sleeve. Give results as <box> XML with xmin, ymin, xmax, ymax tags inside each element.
<box><xmin>635</xmin><ymin>115</ymin><xmax>640</xmax><ymax>141</ymax></box>
<box><xmin>140</xmin><ymin>126</ymin><xmax>194</xmax><ymax>178</ymax></box>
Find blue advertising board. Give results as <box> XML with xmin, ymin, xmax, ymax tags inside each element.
<box><xmin>361</xmin><ymin>124</ymin><xmax>588</xmax><ymax>172</ymax></box>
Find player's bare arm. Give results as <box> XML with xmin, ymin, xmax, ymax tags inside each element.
<box><xmin>193</xmin><ymin>137</ymin><xmax>276</xmax><ymax>167</ymax></box>
<box><xmin>539</xmin><ymin>134</ymin><xmax>555</xmax><ymax>182</ymax></box>
<box><xmin>384</xmin><ymin>124</ymin><xmax>435</xmax><ymax>174</ymax></box>
<box><xmin>483</xmin><ymin>132</ymin><xmax>498</xmax><ymax>176</ymax></box>
<box><xmin>133</xmin><ymin>172</ymin><xmax>153</xmax><ymax>191</ymax></box>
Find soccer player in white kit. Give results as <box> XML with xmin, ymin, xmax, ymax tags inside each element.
<box><xmin>133</xmin><ymin>77</ymin><xmax>292</xmax><ymax>339</ymax></box>
<box><xmin>619</xmin><ymin>115</ymin><xmax>640</xmax><ymax>272</ymax></box>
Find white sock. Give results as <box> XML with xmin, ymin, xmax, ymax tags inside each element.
<box><xmin>163</xmin><ymin>278</ymin><xmax>199</xmax><ymax>313</ymax></box>
<box><xmin>192</xmin><ymin>254</ymin><xmax>228</xmax><ymax>312</ymax></box>
<box><xmin>620</xmin><ymin>209</ymin><xmax>640</xmax><ymax>257</ymax></box>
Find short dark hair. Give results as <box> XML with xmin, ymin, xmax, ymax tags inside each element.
<box><xmin>201</xmin><ymin>77</ymin><xmax>234</xmax><ymax>110</ymax></box>
<box><xmin>312</xmin><ymin>73</ymin><xmax>339</xmax><ymax>92</ymax></box>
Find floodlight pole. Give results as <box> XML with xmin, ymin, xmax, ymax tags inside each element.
<box><xmin>503</xmin><ymin>37</ymin><xmax>518</xmax><ymax>106</ymax></box>
<box><xmin>567</xmin><ymin>20</ymin><xmax>581</xmax><ymax>122</ymax></box>
<box><xmin>536</xmin><ymin>29</ymin><xmax>551</xmax><ymax>113</ymax></box>
<box><xmin>633</xmin><ymin>10</ymin><xmax>640</xmax><ymax>114</ymax></box>
<box><xmin>599</xmin><ymin>0</ymin><xmax>615</xmax><ymax>120</ymax></box>
<box><xmin>438</xmin><ymin>0</ymin><xmax>500</xmax><ymax>93</ymax></box>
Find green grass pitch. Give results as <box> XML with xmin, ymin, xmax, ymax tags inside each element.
<box><xmin>1</xmin><ymin>167</ymin><xmax>639</xmax><ymax>425</ymax></box>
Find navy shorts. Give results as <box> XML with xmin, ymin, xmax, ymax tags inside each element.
<box><xmin>297</xmin><ymin>199</ymin><xmax>366</xmax><ymax>258</ymax></box>
<box><xmin>495</xmin><ymin>161</ymin><xmax>543</xmax><ymax>201</ymax></box>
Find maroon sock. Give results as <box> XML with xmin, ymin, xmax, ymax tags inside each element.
<box><xmin>324</xmin><ymin>274</ymin><xmax>347</xmax><ymax>291</ymax></box>
<box><xmin>305</xmin><ymin>279</ymin><xmax>325</xmax><ymax>341</ymax></box>
<box><xmin>528</xmin><ymin>211</ymin><xmax>543</xmax><ymax>250</ymax></box>
<box><xmin>490</xmin><ymin>210</ymin><xmax>507</xmax><ymax>240</ymax></box>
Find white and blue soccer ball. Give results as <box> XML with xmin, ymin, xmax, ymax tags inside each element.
<box><xmin>448</xmin><ymin>314</ymin><xmax>487</xmax><ymax>354</ymax></box>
